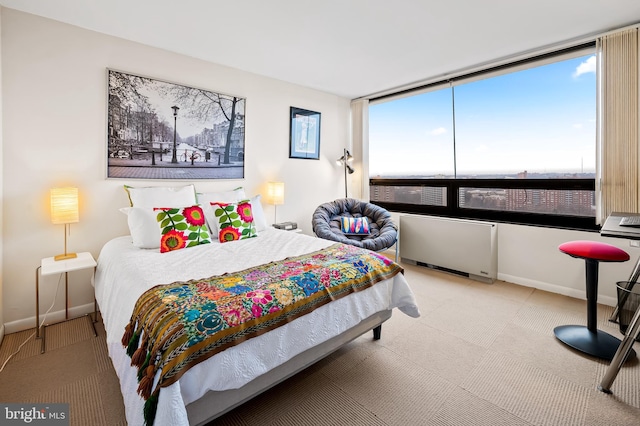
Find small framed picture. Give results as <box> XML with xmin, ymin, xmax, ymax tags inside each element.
<box><xmin>289</xmin><ymin>107</ymin><xmax>321</xmax><ymax>160</ymax></box>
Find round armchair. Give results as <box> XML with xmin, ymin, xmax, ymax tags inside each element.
<box><xmin>311</xmin><ymin>198</ymin><xmax>397</xmax><ymax>252</ymax></box>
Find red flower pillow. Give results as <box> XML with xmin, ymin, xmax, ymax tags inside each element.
<box><xmin>154</xmin><ymin>205</ymin><xmax>212</xmax><ymax>253</ymax></box>
<box><xmin>210</xmin><ymin>200</ymin><xmax>257</xmax><ymax>243</ymax></box>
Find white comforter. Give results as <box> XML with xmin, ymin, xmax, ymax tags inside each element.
<box><xmin>94</xmin><ymin>228</ymin><xmax>420</xmax><ymax>426</ymax></box>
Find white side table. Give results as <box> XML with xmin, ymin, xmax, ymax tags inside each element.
<box><xmin>35</xmin><ymin>252</ymin><xmax>98</xmax><ymax>354</ymax></box>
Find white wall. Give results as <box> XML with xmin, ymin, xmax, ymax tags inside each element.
<box><xmin>0</xmin><ymin>6</ymin><xmax>4</xmax><ymax>345</ymax></box>
<box><xmin>390</xmin><ymin>212</ymin><xmax>640</xmax><ymax>307</ymax></box>
<box><xmin>1</xmin><ymin>9</ymin><xmax>350</xmax><ymax>333</ymax></box>
<box><xmin>498</xmin><ymin>223</ymin><xmax>640</xmax><ymax>306</ymax></box>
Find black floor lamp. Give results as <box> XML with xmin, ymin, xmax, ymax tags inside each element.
<box><xmin>336</xmin><ymin>148</ymin><xmax>354</xmax><ymax>198</ymax></box>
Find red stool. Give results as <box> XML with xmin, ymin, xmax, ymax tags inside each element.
<box><xmin>555</xmin><ymin>240</ymin><xmax>635</xmax><ymax>361</ymax></box>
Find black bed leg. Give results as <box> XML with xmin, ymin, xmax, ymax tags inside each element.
<box><xmin>373</xmin><ymin>325</ymin><xmax>382</xmax><ymax>340</ymax></box>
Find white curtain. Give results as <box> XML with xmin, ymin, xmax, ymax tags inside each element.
<box><xmin>599</xmin><ymin>28</ymin><xmax>640</xmax><ymax>222</ymax></box>
<box><xmin>351</xmin><ymin>99</ymin><xmax>369</xmax><ymax>200</ymax></box>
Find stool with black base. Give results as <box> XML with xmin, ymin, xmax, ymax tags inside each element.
<box><xmin>554</xmin><ymin>240</ymin><xmax>636</xmax><ymax>362</ymax></box>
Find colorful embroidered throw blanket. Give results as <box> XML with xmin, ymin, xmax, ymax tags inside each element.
<box><xmin>121</xmin><ymin>243</ymin><xmax>403</xmax><ymax>425</ymax></box>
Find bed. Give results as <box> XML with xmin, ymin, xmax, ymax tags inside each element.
<box><xmin>95</xmin><ymin>194</ymin><xmax>419</xmax><ymax>426</ymax></box>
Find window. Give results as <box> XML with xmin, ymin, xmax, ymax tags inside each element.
<box><xmin>369</xmin><ymin>45</ymin><xmax>597</xmax><ymax>230</ymax></box>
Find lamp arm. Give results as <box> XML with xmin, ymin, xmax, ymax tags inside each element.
<box><xmin>342</xmin><ymin>148</ymin><xmax>346</xmax><ymax>198</ymax></box>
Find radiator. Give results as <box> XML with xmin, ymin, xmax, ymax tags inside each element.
<box><xmin>399</xmin><ymin>215</ymin><xmax>497</xmax><ymax>283</ymax></box>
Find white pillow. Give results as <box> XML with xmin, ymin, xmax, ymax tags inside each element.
<box><xmin>199</xmin><ymin>188</ymin><xmax>247</xmax><ymax>235</ymax></box>
<box><xmin>124</xmin><ymin>184</ymin><xmax>197</xmax><ymax>208</ymax></box>
<box><xmin>196</xmin><ymin>187</ymin><xmax>246</xmax><ymax>205</ymax></box>
<box><xmin>121</xmin><ymin>207</ymin><xmax>162</xmax><ymax>249</ymax></box>
<box><xmin>250</xmin><ymin>194</ymin><xmax>268</xmax><ymax>232</ymax></box>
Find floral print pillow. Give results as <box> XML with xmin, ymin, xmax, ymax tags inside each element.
<box><xmin>154</xmin><ymin>205</ymin><xmax>212</xmax><ymax>253</ymax></box>
<box><xmin>210</xmin><ymin>200</ymin><xmax>257</xmax><ymax>243</ymax></box>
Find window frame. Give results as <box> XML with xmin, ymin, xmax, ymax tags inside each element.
<box><xmin>370</xmin><ymin>178</ymin><xmax>597</xmax><ymax>231</ymax></box>
<box><xmin>367</xmin><ymin>42</ymin><xmax>598</xmax><ymax>231</ymax></box>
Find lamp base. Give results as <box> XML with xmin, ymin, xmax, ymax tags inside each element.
<box><xmin>54</xmin><ymin>252</ymin><xmax>77</xmax><ymax>261</ymax></box>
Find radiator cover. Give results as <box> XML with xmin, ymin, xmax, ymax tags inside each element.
<box><xmin>399</xmin><ymin>215</ymin><xmax>497</xmax><ymax>283</ymax></box>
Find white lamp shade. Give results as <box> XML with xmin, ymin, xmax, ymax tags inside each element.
<box><xmin>267</xmin><ymin>182</ymin><xmax>285</xmax><ymax>205</ymax></box>
<box><xmin>50</xmin><ymin>187</ymin><xmax>79</xmax><ymax>224</ymax></box>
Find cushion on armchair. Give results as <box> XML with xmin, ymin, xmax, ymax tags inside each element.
<box><xmin>341</xmin><ymin>216</ymin><xmax>370</xmax><ymax>235</ymax></box>
<box><xmin>312</xmin><ymin>198</ymin><xmax>397</xmax><ymax>252</ymax></box>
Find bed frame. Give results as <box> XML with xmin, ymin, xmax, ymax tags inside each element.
<box><xmin>186</xmin><ymin>309</ymin><xmax>392</xmax><ymax>425</ymax></box>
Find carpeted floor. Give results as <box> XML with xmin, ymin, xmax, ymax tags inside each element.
<box><xmin>1</xmin><ymin>261</ymin><xmax>639</xmax><ymax>425</ymax></box>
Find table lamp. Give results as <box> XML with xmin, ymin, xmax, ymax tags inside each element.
<box><xmin>267</xmin><ymin>181</ymin><xmax>285</xmax><ymax>224</ymax></box>
<box><xmin>50</xmin><ymin>187</ymin><xmax>79</xmax><ymax>261</ymax></box>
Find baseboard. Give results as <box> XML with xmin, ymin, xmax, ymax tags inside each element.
<box><xmin>3</xmin><ymin>302</ymin><xmax>96</xmax><ymax>335</ymax></box>
<box><xmin>498</xmin><ymin>273</ymin><xmax>617</xmax><ymax>307</ymax></box>
<box><xmin>0</xmin><ymin>324</ymin><xmax>4</xmax><ymax>346</ymax></box>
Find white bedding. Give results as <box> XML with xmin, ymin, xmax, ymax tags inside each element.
<box><xmin>94</xmin><ymin>228</ymin><xmax>420</xmax><ymax>426</ymax></box>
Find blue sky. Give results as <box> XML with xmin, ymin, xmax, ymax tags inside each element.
<box><xmin>369</xmin><ymin>54</ymin><xmax>596</xmax><ymax>177</ymax></box>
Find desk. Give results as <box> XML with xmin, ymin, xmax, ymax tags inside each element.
<box><xmin>601</xmin><ymin>211</ymin><xmax>640</xmax><ymax>240</ymax></box>
<box><xmin>35</xmin><ymin>252</ymin><xmax>98</xmax><ymax>354</ymax></box>
<box><xmin>598</xmin><ymin>212</ymin><xmax>640</xmax><ymax>392</ymax></box>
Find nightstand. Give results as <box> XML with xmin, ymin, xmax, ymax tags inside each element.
<box><xmin>35</xmin><ymin>252</ymin><xmax>98</xmax><ymax>354</ymax></box>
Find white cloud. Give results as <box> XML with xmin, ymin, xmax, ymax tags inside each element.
<box><xmin>573</xmin><ymin>123</ymin><xmax>583</xmax><ymax>129</ymax></box>
<box><xmin>475</xmin><ymin>144</ymin><xmax>489</xmax><ymax>152</ymax></box>
<box><xmin>431</xmin><ymin>127</ymin><xmax>447</xmax><ymax>135</ymax></box>
<box><xmin>573</xmin><ymin>55</ymin><xmax>596</xmax><ymax>78</ymax></box>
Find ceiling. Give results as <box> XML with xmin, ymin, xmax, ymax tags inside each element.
<box><xmin>2</xmin><ymin>0</ymin><xmax>640</xmax><ymax>99</ymax></box>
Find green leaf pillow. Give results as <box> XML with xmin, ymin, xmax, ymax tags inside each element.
<box><xmin>154</xmin><ymin>205</ymin><xmax>212</xmax><ymax>253</ymax></box>
<box><xmin>210</xmin><ymin>200</ymin><xmax>257</xmax><ymax>243</ymax></box>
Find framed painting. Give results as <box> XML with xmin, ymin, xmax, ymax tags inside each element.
<box><xmin>289</xmin><ymin>107</ymin><xmax>321</xmax><ymax>160</ymax></box>
<box><xmin>107</xmin><ymin>69</ymin><xmax>245</xmax><ymax>179</ymax></box>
